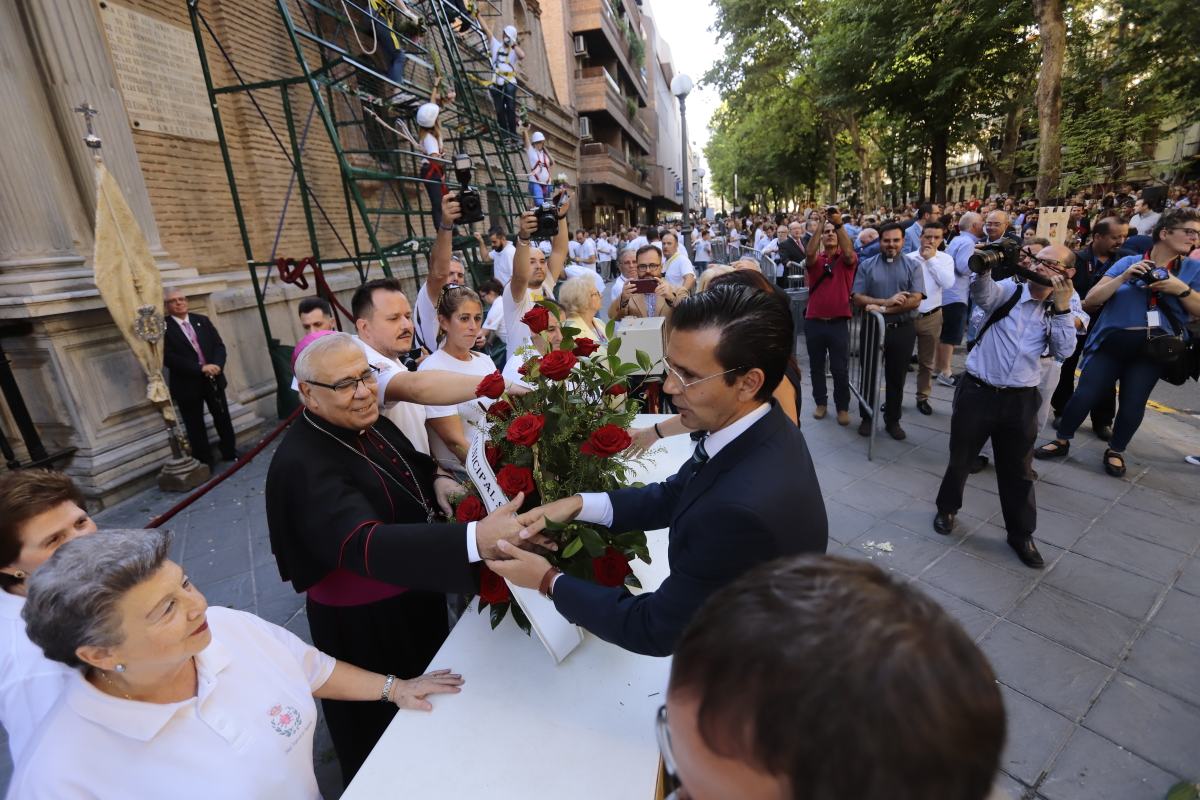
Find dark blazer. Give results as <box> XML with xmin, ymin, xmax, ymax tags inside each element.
<box><xmin>265</xmin><ymin>412</ymin><xmax>476</xmax><ymax>595</ymax></box>
<box><xmin>164</xmin><ymin>313</ymin><xmax>228</xmax><ymax>392</ymax></box>
<box><xmin>1072</xmin><ymin>246</ymin><xmax>1133</xmax><ymax>298</ymax></box>
<box><xmin>552</xmin><ymin>403</ymin><xmax>828</xmax><ymax>656</ymax></box>
<box><xmin>777</xmin><ymin>237</ymin><xmax>806</xmax><ymax>270</ymax></box>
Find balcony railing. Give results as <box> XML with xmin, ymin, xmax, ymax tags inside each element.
<box><xmin>580</xmin><ymin>141</ymin><xmax>652</xmax><ymax>197</ymax></box>
<box><xmin>574</xmin><ymin>68</ymin><xmax>651</xmax><ymax>152</ymax></box>
<box><xmin>571</xmin><ymin>0</ymin><xmax>648</xmax><ymax>102</ymax></box>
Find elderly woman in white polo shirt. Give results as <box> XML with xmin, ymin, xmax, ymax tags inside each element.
<box><xmin>11</xmin><ymin>529</ymin><xmax>463</xmax><ymax>799</ymax></box>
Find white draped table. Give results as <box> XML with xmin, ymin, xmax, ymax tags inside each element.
<box><xmin>342</xmin><ymin>415</ymin><xmax>691</xmax><ymax>799</ymax></box>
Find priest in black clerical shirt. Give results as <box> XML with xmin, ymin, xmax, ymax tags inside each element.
<box><xmin>265</xmin><ymin>332</ymin><xmax>534</xmax><ymax>785</ymax></box>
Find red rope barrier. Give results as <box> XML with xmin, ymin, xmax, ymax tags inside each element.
<box><xmin>149</xmin><ymin>406</ymin><xmax>302</xmax><ymax>529</ymax></box>
<box><xmin>275</xmin><ymin>257</ymin><xmax>354</xmax><ymax>327</ymax></box>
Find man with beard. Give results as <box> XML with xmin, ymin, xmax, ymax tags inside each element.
<box><xmin>266</xmin><ymin>332</ymin><xmax>547</xmax><ymax>785</ymax></box>
<box><xmin>474</xmin><ymin>225</ymin><xmax>516</xmax><ymax>287</ymax></box>
<box><xmin>851</xmin><ymin>223</ymin><xmax>925</xmax><ymax>440</ymax></box>
<box><xmin>502</xmin><ymin>192</ymin><xmax>570</xmax><ymax>360</ymax></box>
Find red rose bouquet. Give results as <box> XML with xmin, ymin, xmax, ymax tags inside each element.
<box><xmin>451</xmin><ymin>299</ymin><xmax>655</xmax><ymax>633</ymax></box>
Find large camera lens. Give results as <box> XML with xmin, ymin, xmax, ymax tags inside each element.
<box><xmin>967</xmin><ymin>248</ymin><xmax>1003</xmax><ymax>274</ymax></box>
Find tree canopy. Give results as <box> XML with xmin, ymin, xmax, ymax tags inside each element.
<box><xmin>703</xmin><ymin>0</ymin><xmax>1197</xmax><ymax>210</ymax></box>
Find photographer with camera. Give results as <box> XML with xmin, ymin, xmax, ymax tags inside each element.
<box><xmin>803</xmin><ymin>209</ymin><xmax>857</xmax><ymax>425</ymax></box>
<box><xmin>851</xmin><ymin>222</ymin><xmax>925</xmax><ymax>440</ymax></box>
<box><xmin>414</xmin><ymin>193</ymin><xmax>473</xmax><ymax>357</ymax></box>
<box><xmin>1048</xmin><ymin>217</ymin><xmax>1132</xmax><ymax>440</ymax></box>
<box><xmin>932</xmin><ymin>243</ymin><xmax>1078</xmax><ymax>568</ymax></box>
<box><xmin>1036</xmin><ymin>209</ymin><xmax>1200</xmax><ymax>478</ymax></box>
<box><xmin>502</xmin><ymin>190</ymin><xmax>570</xmax><ymax>360</ymax></box>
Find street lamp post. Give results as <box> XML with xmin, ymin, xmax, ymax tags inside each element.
<box><xmin>670</xmin><ymin>73</ymin><xmax>694</xmax><ymax>248</ymax></box>
<box><xmin>697</xmin><ymin>167</ymin><xmax>706</xmax><ymax>219</ymax></box>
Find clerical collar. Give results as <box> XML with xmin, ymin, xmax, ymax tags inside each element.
<box><xmin>303</xmin><ymin>409</ymin><xmax>370</xmax><ymax>442</ymax></box>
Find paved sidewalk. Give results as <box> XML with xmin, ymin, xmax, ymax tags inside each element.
<box><xmin>796</xmin><ymin>343</ymin><xmax>1200</xmax><ymax>799</ymax></box>
<box><xmin>1</xmin><ymin>351</ymin><xmax>1196</xmax><ymax>798</ymax></box>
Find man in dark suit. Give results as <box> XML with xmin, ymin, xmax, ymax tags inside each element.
<box><xmin>163</xmin><ymin>288</ymin><xmax>237</xmax><ymax>465</ymax></box>
<box><xmin>488</xmin><ymin>285</ymin><xmax>829</xmax><ymax>656</ymax></box>
<box><xmin>777</xmin><ymin>220</ymin><xmax>808</xmax><ymax>279</ymax></box>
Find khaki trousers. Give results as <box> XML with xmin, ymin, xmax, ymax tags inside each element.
<box><xmin>914</xmin><ymin>309</ymin><xmax>943</xmax><ymax>401</ymax></box>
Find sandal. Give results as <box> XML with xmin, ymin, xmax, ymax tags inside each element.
<box><xmin>1034</xmin><ymin>440</ymin><xmax>1070</xmax><ymax>460</ymax></box>
<box><xmin>1103</xmin><ymin>449</ymin><xmax>1126</xmax><ymax>477</ymax></box>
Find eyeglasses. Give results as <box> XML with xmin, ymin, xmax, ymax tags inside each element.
<box><xmin>664</xmin><ymin>361</ymin><xmax>745</xmax><ymax>392</ymax></box>
<box><xmin>1168</xmin><ymin>227</ymin><xmax>1200</xmax><ymax>240</ymax></box>
<box><xmin>304</xmin><ymin>365</ymin><xmax>380</xmax><ymax>394</ymax></box>
<box><xmin>655</xmin><ymin>705</ymin><xmax>686</xmax><ymax>799</ymax></box>
<box><xmin>1031</xmin><ymin>256</ymin><xmax>1069</xmax><ymax>275</ymax></box>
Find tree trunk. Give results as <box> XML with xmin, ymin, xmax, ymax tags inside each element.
<box><xmin>1034</xmin><ymin>0</ymin><xmax>1065</xmax><ymax>204</ymax></box>
<box><xmin>825</xmin><ymin>124</ymin><xmax>838</xmax><ymax>203</ymax></box>
<box><xmin>841</xmin><ymin>112</ymin><xmax>871</xmax><ymax>208</ymax></box>
<box><xmin>930</xmin><ymin>130</ymin><xmax>948</xmax><ymax>204</ymax></box>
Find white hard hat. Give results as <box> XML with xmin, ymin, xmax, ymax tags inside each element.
<box><xmin>531</xmin><ymin>131</ymin><xmax>545</xmax><ymax>144</ymax></box>
<box><xmin>504</xmin><ymin>25</ymin><xmax>518</xmax><ymax>41</ymax></box>
<box><xmin>416</xmin><ymin>102</ymin><xmax>440</xmax><ymax>128</ymax></box>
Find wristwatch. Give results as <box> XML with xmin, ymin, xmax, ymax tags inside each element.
<box><xmin>1179</xmin><ymin>288</ymin><xmax>1193</xmax><ymax>299</ymax></box>
<box><xmin>539</xmin><ymin>567</ymin><xmax>562</xmax><ymax>598</ymax></box>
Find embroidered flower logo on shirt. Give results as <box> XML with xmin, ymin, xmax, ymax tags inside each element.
<box><xmin>268</xmin><ymin>704</ymin><xmax>303</xmax><ymax>738</ymax></box>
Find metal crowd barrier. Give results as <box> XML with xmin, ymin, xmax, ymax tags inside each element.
<box><xmin>848</xmin><ymin>308</ymin><xmax>886</xmax><ymax>460</ymax></box>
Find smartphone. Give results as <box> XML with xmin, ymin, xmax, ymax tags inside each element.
<box><xmin>632</xmin><ymin>279</ymin><xmax>658</xmax><ymax>294</ymax></box>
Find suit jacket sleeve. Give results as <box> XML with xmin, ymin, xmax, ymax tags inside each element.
<box><xmin>266</xmin><ymin>457</ymin><xmax>476</xmax><ymax>593</ymax></box>
<box><xmin>606</xmin><ymin>464</ymin><xmax>689</xmax><ymax>534</ymax></box>
<box><xmin>552</xmin><ymin>502</ymin><xmax>772</xmax><ymax>656</ymax></box>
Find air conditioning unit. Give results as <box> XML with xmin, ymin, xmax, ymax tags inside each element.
<box><xmin>579</xmin><ymin>116</ymin><xmax>592</xmax><ymax>139</ymax></box>
<box><xmin>574</xmin><ymin>35</ymin><xmax>587</xmax><ymax>56</ymax></box>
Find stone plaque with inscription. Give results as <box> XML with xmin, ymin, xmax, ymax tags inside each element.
<box><xmin>99</xmin><ymin>2</ymin><xmax>218</xmax><ymax>142</ymax></box>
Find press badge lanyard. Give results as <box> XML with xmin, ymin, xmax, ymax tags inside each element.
<box><xmin>1144</xmin><ymin>253</ymin><xmax>1181</xmax><ymax>330</ymax></box>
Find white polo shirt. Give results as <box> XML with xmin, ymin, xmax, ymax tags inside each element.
<box><xmin>355</xmin><ymin>336</ymin><xmax>430</xmax><ymax>455</ymax></box>
<box><xmin>0</xmin><ymin>590</ymin><xmax>74</xmax><ymax>763</ymax></box>
<box><xmin>9</xmin><ymin>607</ymin><xmax>335</xmax><ymax>800</ymax></box>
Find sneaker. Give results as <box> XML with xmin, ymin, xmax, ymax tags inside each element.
<box><xmin>916</xmin><ymin>399</ymin><xmax>933</xmax><ymax>416</ymax></box>
<box><xmin>1185</xmin><ymin>455</ymin><xmax>1200</xmax><ymax>466</ymax></box>
<box><xmin>935</xmin><ymin>373</ymin><xmax>956</xmax><ymax>387</ymax></box>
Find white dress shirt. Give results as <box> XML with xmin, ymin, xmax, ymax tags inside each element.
<box><xmin>10</xmin><ymin>607</ymin><xmax>335</xmax><ymax>800</ymax></box>
<box><xmin>577</xmin><ymin>403</ymin><xmax>772</xmax><ymax>527</ymax></box>
<box><xmin>909</xmin><ymin>250</ymin><xmax>956</xmax><ymax>313</ymax></box>
<box><xmin>0</xmin><ymin>591</ymin><xmax>74</xmax><ymax>763</ymax></box>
